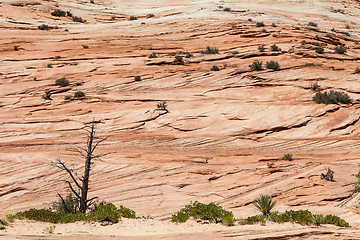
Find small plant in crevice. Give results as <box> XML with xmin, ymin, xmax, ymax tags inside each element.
<box><xmin>51</xmin><ymin>9</ymin><xmax>66</xmax><ymax>17</ymax></box>
<box><xmin>72</xmin><ymin>16</ymin><xmax>85</xmax><ymax>23</ymax></box>
<box><xmin>66</xmin><ymin>11</ymin><xmax>73</xmax><ymax>17</ymax></box>
<box><xmin>146</xmin><ymin>13</ymin><xmax>155</xmax><ymax>18</ymax></box>
<box><xmin>316</xmin><ymin>47</ymin><xmax>324</xmax><ymax>54</ymax></box>
<box><xmin>232</xmin><ymin>50</ymin><xmax>239</xmax><ymax>55</ymax></box>
<box><xmin>261</xmin><ymin>28</ymin><xmax>268</xmax><ymax>33</ymax></box>
<box><xmin>55</xmin><ymin>55</ymin><xmax>61</xmax><ymax>59</ymax></box>
<box><xmin>74</xmin><ymin>91</ymin><xmax>85</xmax><ymax>98</ymax></box>
<box><xmin>254</xmin><ymin>195</ymin><xmax>276</xmax><ymax>218</ymax></box>
<box><xmin>55</xmin><ymin>77</ymin><xmax>69</xmax><ymax>87</ymax></box>
<box><xmin>313</xmin><ymin>90</ymin><xmax>351</xmax><ymax>104</ymax></box>
<box><xmin>148</xmin><ymin>52</ymin><xmax>157</xmax><ymax>58</ymax></box>
<box><xmin>171</xmin><ymin>201</ymin><xmax>235</xmax><ymax>226</ymax></box>
<box><xmin>266</xmin><ymin>61</ymin><xmax>280</xmax><ymax>71</ymax></box>
<box><xmin>211</xmin><ymin>65</ymin><xmax>220</xmax><ymax>71</ymax></box>
<box><xmin>353</xmin><ymin>164</ymin><xmax>360</xmax><ymax>192</ymax></box>
<box><xmin>38</xmin><ymin>24</ymin><xmax>50</xmax><ymax>30</ymax></box>
<box><xmin>43</xmin><ymin>225</ymin><xmax>56</xmax><ymax>234</ymax></box>
<box><xmin>271</xmin><ymin>23</ymin><xmax>277</xmax><ymax>27</ymax></box>
<box><xmin>258</xmin><ymin>45</ymin><xmax>266</xmax><ymax>52</ymax></box>
<box><xmin>249</xmin><ymin>60</ymin><xmax>263</xmax><ymax>71</ymax></box>
<box><xmin>256</xmin><ymin>22</ymin><xmax>265</xmax><ymax>27</ymax></box>
<box><xmin>270</xmin><ymin>44</ymin><xmax>281</xmax><ymax>52</ymax></box>
<box><xmin>201</xmin><ymin>46</ymin><xmax>219</xmax><ymax>54</ymax></box>
<box><xmin>334</xmin><ymin>45</ymin><xmax>347</xmax><ymax>54</ymax></box>
<box><xmin>311</xmin><ymin>42</ymin><xmax>320</xmax><ymax>46</ymax></box>
<box><xmin>82</xmin><ymin>45</ymin><xmax>89</xmax><ymax>49</ymax></box>
<box><xmin>267</xmin><ymin>163</ymin><xmax>275</xmax><ymax>168</ymax></box>
<box><xmin>14</xmin><ymin>45</ymin><xmax>19</xmax><ymax>51</ymax></box>
<box><xmin>283</xmin><ymin>153</ymin><xmax>293</xmax><ymax>161</ymax></box>
<box><xmin>134</xmin><ymin>76</ymin><xmax>141</xmax><ymax>81</ymax></box>
<box><xmin>156</xmin><ymin>101</ymin><xmax>168</xmax><ymax>112</ymax></box>
<box><xmin>308</xmin><ymin>21</ymin><xmax>318</xmax><ymax>27</ymax></box>
<box><xmin>301</xmin><ymin>40</ymin><xmax>307</xmax><ymax>45</ymax></box>
<box><xmin>223</xmin><ymin>7</ymin><xmax>231</xmax><ymax>12</ymax></box>
<box><xmin>174</xmin><ymin>55</ymin><xmax>184</xmax><ymax>64</ymax></box>
<box><xmin>325</xmin><ymin>33</ymin><xmax>333</xmax><ymax>39</ymax></box>
<box><xmin>310</xmin><ymin>82</ymin><xmax>320</xmax><ymax>91</ymax></box>
<box><xmin>129</xmin><ymin>16</ymin><xmax>138</xmax><ymax>21</ymax></box>
<box><xmin>321</xmin><ymin>168</ymin><xmax>334</xmax><ymax>181</ymax></box>
<box><xmin>355</xmin><ymin>67</ymin><xmax>360</xmax><ymax>74</ymax></box>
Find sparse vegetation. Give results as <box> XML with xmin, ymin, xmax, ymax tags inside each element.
<box><xmin>201</xmin><ymin>46</ymin><xmax>219</xmax><ymax>54</ymax></box>
<box><xmin>43</xmin><ymin>225</ymin><xmax>56</xmax><ymax>234</ymax></box>
<box><xmin>266</xmin><ymin>61</ymin><xmax>280</xmax><ymax>71</ymax></box>
<box><xmin>301</xmin><ymin>40</ymin><xmax>307</xmax><ymax>45</ymax></box>
<box><xmin>171</xmin><ymin>201</ymin><xmax>235</xmax><ymax>226</ymax></box>
<box><xmin>14</xmin><ymin>45</ymin><xmax>19</xmax><ymax>51</ymax></box>
<box><xmin>267</xmin><ymin>163</ymin><xmax>275</xmax><ymax>168</ymax></box>
<box><xmin>353</xmin><ymin>164</ymin><xmax>360</xmax><ymax>193</ymax></box>
<box><xmin>119</xmin><ymin>205</ymin><xmax>136</xmax><ymax>219</ymax></box>
<box><xmin>0</xmin><ymin>219</ymin><xmax>7</xmax><ymax>230</ymax></box>
<box><xmin>271</xmin><ymin>23</ymin><xmax>277</xmax><ymax>27</ymax></box>
<box><xmin>305</xmin><ymin>63</ymin><xmax>322</xmax><ymax>67</ymax></box>
<box><xmin>129</xmin><ymin>16</ymin><xmax>138</xmax><ymax>21</ymax></box>
<box><xmin>325</xmin><ymin>33</ymin><xmax>333</xmax><ymax>39</ymax></box>
<box><xmin>283</xmin><ymin>153</ymin><xmax>293</xmax><ymax>161</ymax></box>
<box><xmin>232</xmin><ymin>50</ymin><xmax>239</xmax><ymax>55</ymax></box>
<box><xmin>134</xmin><ymin>76</ymin><xmax>141</xmax><ymax>81</ymax></box>
<box><xmin>72</xmin><ymin>16</ymin><xmax>85</xmax><ymax>23</ymax></box>
<box><xmin>308</xmin><ymin>22</ymin><xmax>318</xmax><ymax>27</ymax></box>
<box><xmin>321</xmin><ymin>168</ymin><xmax>334</xmax><ymax>181</ymax></box>
<box><xmin>146</xmin><ymin>13</ymin><xmax>155</xmax><ymax>18</ymax></box>
<box><xmin>270</xmin><ymin>44</ymin><xmax>281</xmax><ymax>52</ymax></box>
<box><xmin>38</xmin><ymin>24</ymin><xmax>49</xmax><ymax>30</ymax></box>
<box><xmin>74</xmin><ymin>91</ymin><xmax>85</xmax><ymax>98</ymax></box>
<box><xmin>223</xmin><ymin>7</ymin><xmax>231</xmax><ymax>12</ymax></box>
<box><xmin>149</xmin><ymin>52</ymin><xmax>157</xmax><ymax>58</ymax></box>
<box><xmin>254</xmin><ymin>195</ymin><xmax>276</xmax><ymax>218</ymax></box>
<box><xmin>51</xmin><ymin>9</ymin><xmax>66</xmax><ymax>17</ymax></box>
<box><xmin>55</xmin><ymin>77</ymin><xmax>69</xmax><ymax>87</ymax></box>
<box><xmin>211</xmin><ymin>65</ymin><xmax>220</xmax><ymax>71</ymax></box>
<box><xmin>174</xmin><ymin>55</ymin><xmax>184</xmax><ymax>63</ymax></box>
<box><xmin>261</xmin><ymin>28</ymin><xmax>268</xmax><ymax>33</ymax></box>
<box><xmin>334</xmin><ymin>45</ymin><xmax>347</xmax><ymax>54</ymax></box>
<box><xmin>313</xmin><ymin>90</ymin><xmax>351</xmax><ymax>104</ymax></box>
<box><xmin>355</xmin><ymin>67</ymin><xmax>360</xmax><ymax>74</ymax></box>
<box><xmin>249</xmin><ymin>60</ymin><xmax>263</xmax><ymax>71</ymax></box>
<box><xmin>310</xmin><ymin>82</ymin><xmax>320</xmax><ymax>91</ymax></box>
<box><xmin>256</xmin><ymin>22</ymin><xmax>265</xmax><ymax>27</ymax></box>
<box><xmin>82</xmin><ymin>45</ymin><xmax>89</xmax><ymax>49</ymax></box>
<box><xmin>315</xmin><ymin>47</ymin><xmax>324</xmax><ymax>54</ymax></box>
<box><xmin>156</xmin><ymin>101</ymin><xmax>168</xmax><ymax>112</ymax></box>
<box><xmin>258</xmin><ymin>45</ymin><xmax>266</xmax><ymax>52</ymax></box>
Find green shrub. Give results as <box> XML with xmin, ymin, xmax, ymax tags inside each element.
<box><xmin>310</xmin><ymin>82</ymin><xmax>320</xmax><ymax>91</ymax></box>
<box><xmin>275</xmin><ymin>210</ymin><xmax>313</xmax><ymax>225</ymax></box>
<box><xmin>174</xmin><ymin>55</ymin><xmax>183</xmax><ymax>63</ymax></box>
<box><xmin>324</xmin><ymin>214</ymin><xmax>350</xmax><ymax>227</ymax></box>
<box><xmin>38</xmin><ymin>24</ymin><xmax>49</xmax><ymax>30</ymax></box>
<box><xmin>334</xmin><ymin>45</ymin><xmax>346</xmax><ymax>54</ymax></box>
<box><xmin>301</xmin><ymin>40</ymin><xmax>307</xmax><ymax>45</ymax></box>
<box><xmin>72</xmin><ymin>16</ymin><xmax>85</xmax><ymax>23</ymax></box>
<box><xmin>312</xmin><ymin>214</ymin><xmax>324</xmax><ymax>226</ymax></box>
<box><xmin>238</xmin><ymin>215</ymin><xmax>265</xmax><ymax>225</ymax></box>
<box><xmin>211</xmin><ymin>65</ymin><xmax>220</xmax><ymax>71</ymax></box>
<box><xmin>355</xmin><ymin>67</ymin><xmax>360</xmax><ymax>74</ymax></box>
<box><xmin>316</xmin><ymin>47</ymin><xmax>324</xmax><ymax>54</ymax></box>
<box><xmin>321</xmin><ymin>168</ymin><xmax>334</xmax><ymax>181</ymax></box>
<box><xmin>266</xmin><ymin>61</ymin><xmax>280</xmax><ymax>71</ymax></box>
<box><xmin>51</xmin><ymin>193</ymin><xmax>77</xmax><ymax>214</ymax></box>
<box><xmin>129</xmin><ymin>16</ymin><xmax>138</xmax><ymax>20</ymax></box>
<box><xmin>308</xmin><ymin>22</ymin><xmax>318</xmax><ymax>27</ymax></box>
<box><xmin>134</xmin><ymin>76</ymin><xmax>141</xmax><ymax>81</ymax></box>
<box><xmin>92</xmin><ymin>203</ymin><xmax>121</xmax><ymax>223</ymax></box>
<box><xmin>119</xmin><ymin>205</ymin><xmax>136</xmax><ymax>218</ymax></box>
<box><xmin>258</xmin><ymin>45</ymin><xmax>265</xmax><ymax>52</ymax></box>
<box><xmin>66</xmin><ymin>11</ymin><xmax>73</xmax><ymax>17</ymax></box>
<box><xmin>201</xmin><ymin>46</ymin><xmax>219</xmax><ymax>54</ymax></box>
<box><xmin>74</xmin><ymin>91</ymin><xmax>85</xmax><ymax>98</ymax></box>
<box><xmin>146</xmin><ymin>13</ymin><xmax>155</xmax><ymax>18</ymax></box>
<box><xmin>256</xmin><ymin>22</ymin><xmax>265</xmax><ymax>27</ymax></box>
<box><xmin>55</xmin><ymin>77</ymin><xmax>69</xmax><ymax>87</ymax></box>
<box><xmin>283</xmin><ymin>153</ymin><xmax>293</xmax><ymax>161</ymax></box>
<box><xmin>311</xmin><ymin>42</ymin><xmax>320</xmax><ymax>46</ymax></box>
<box><xmin>254</xmin><ymin>195</ymin><xmax>276</xmax><ymax>218</ymax></box>
<box><xmin>51</xmin><ymin>9</ymin><xmax>66</xmax><ymax>17</ymax></box>
<box><xmin>353</xmin><ymin>164</ymin><xmax>360</xmax><ymax>192</ymax></box>
<box><xmin>149</xmin><ymin>52</ymin><xmax>157</xmax><ymax>58</ymax></box>
<box><xmin>270</xmin><ymin>44</ymin><xmax>281</xmax><ymax>52</ymax></box>
<box><xmin>313</xmin><ymin>90</ymin><xmax>351</xmax><ymax>104</ymax></box>
<box><xmin>14</xmin><ymin>208</ymin><xmax>87</xmax><ymax>223</ymax></box>
<box><xmin>249</xmin><ymin>60</ymin><xmax>263</xmax><ymax>71</ymax></box>
<box><xmin>171</xmin><ymin>201</ymin><xmax>235</xmax><ymax>225</ymax></box>
<box><xmin>271</xmin><ymin>23</ymin><xmax>277</xmax><ymax>27</ymax></box>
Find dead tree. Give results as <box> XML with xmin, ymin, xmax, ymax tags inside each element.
<box><xmin>53</xmin><ymin>120</ymin><xmax>109</xmax><ymax>213</ymax></box>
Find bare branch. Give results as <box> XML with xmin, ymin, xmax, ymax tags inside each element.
<box><xmin>86</xmin><ymin>196</ymin><xmax>99</xmax><ymax>203</ymax></box>
<box><xmin>64</xmin><ymin>180</ymin><xmax>81</xmax><ymax>199</ymax></box>
<box><xmin>91</xmin><ymin>136</ymin><xmax>109</xmax><ymax>153</ymax></box>
<box><xmin>70</xmin><ymin>145</ymin><xmax>87</xmax><ymax>158</ymax></box>
<box><xmin>57</xmin><ymin>193</ymin><xmax>71</xmax><ymax>213</ymax></box>
<box><xmin>93</xmin><ymin>152</ymin><xmax>111</xmax><ymax>159</ymax></box>
<box><xmin>55</xmin><ymin>159</ymin><xmax>83</xmax><ymax>189</ymax></box>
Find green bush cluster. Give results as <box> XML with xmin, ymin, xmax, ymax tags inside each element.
<box><xmin>171</xmin><ymin>201</ymin><xmax>235</xmax><ymax>226</ymax></box>
<box><xmin>266</xmin><ymin>61</ymin><xmax>280</xmax><ymax>71</ymax></box>
<box><xmin>51</xmin><ymin>9</ymin><xmax>66</xmax><ymax>17</ymax></box>
<box><xmin>313</xmin><ymin>90</ymin><xmax>351</xmax><ymax>104</ymax></box>
<box><xmin>201</xmin><ymin>46</ymin><xmax>219</xmax><ymax>54</ymax></box>
<box><xmin>334</xmin><ymin>45</ymin><xmax>346</xmax><ymax>54</ymax></box>
<box><xmin>249</xmin><ymin>60</ymin><xmax>263</xmax><ymax>71</ymax></box>
<box><xmin>241</xmin><ymin>210</ymin><xmax>350</xmax><ymax>227</ymax></box>
<box><xmin>55</xmin><ymin>77</ymin><xmax>69</xmax><ymax>87</ymax></box>
<box><xmin>8</xmin><ymin>203</ymin><xmax>136</xmax><ymax>224</ymax></box>
<box><xmin>72</xmin><ymin>16</ymin><xmax>85</xmax><ymax>23</ymax></box>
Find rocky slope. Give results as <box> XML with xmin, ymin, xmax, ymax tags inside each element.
<box><xmin>1</xmin><ymin>0</ymin><xmax>360</xmax><ymax>237</ymax></box>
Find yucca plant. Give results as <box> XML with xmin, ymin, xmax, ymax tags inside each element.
<box><xmin>254</xmin><ymin>195</ymin><xmax>276</xmax><ymax>218</ymax></box>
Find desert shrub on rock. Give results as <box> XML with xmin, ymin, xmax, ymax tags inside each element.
<box><xmin>249</xmin><ymin>60</ymin><xmax>263</xmax><ymax>71</ymax></box>
<box><xmin>211</xmin><ymin>65</ymin><xmax>220</xmax><ymax>71</ymax></box>
<box><xmin>51</xmin><ymin>9</ymin><xmax>66</xmax><ymax>17</ymax></box>
<box><xmin>201</xmin><ymin>46</ymin><xmax>219</xmax><ymax>54</ymax></box>
<box><xmin>313</xmin><ymin>90</ymin><xmax>351</xmax><ymax>104</ymax></box>
<box><xmin>119</xmin><ymin>205</ymin><xmax>136</xmax><ymax>218</ymax></box>
<box><xmin>283</xmin><ymin>153</ymin><xmax>293</xmax><ymax>161</ymax></box>
<box><xmin>308</xmin><ymin>21</ymin><xmax>318</xmax><ymax>27</ymax></box>
<box><xmin>316</xmin><ymin>47</ymin><xmax>324</xmax><ymax>54</ymax></box>
<box><xmin>256</xmin><ymin>22</ymin><xmax>265</xmax><ymax>27</ymax></box>
<box><xmin>74</xmin><ymin>91</ymin><xmax>85</xmax><ymax>98</ymax></box>
<box><xmin>254</xmin><ymin>195</ymin><xmax>276</xmax><ymax>218</ymax></box>
<box><xmin>38</xmin><ymin>24</ymin><xmax>49</xmax><ymax>30</ymax></box>
<box><xmin>171</xmin><ymin>201</ymin><xmax>235</xmax><ymax>226</ymax></box>
<box><xmin>55</xmin><ymin>77</ymin><xmax>69</xmax><ymax>87</ymax></box>
<box><xmin>266</xmin><ymin>61</ymin><xmax>280</xmax><ymax>71</ymax></box>
<box><xmin>270</xmin><ymin>44</ymin><xmax>281</xmax><ymax>51</ymax></box>
<box><xmin>334</xmin><ymin>45</ymin><xmax>346</xmax><ymax>54</ymax></box>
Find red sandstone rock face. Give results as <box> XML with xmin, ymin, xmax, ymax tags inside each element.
<box><xmin>1</xmin><ymin>0</ymin><xmax>360</xmax><ymax>235</ymax></box>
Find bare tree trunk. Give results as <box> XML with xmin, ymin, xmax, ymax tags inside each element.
<box><xmin>53</xmin><ymin>120</ymin><xmax>109</xmax><ymax>213</ymax></box>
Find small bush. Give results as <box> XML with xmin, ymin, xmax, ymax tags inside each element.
<box><xmin>283</xmin><ymin>153</ymin><xmax>293</xmax><ymax>161</ymax></box>
<box><xmin>211</xmin><ymin>65</ymin><xmax>220</xmax><ymax>71</ymax></box>
<box><xmin>72</xmin><ymin>16</ymin><xmax>85</xmax><ymax>23</ymax></box>
<box><xmin>156</xmin><ymin>101</ymin><xmax>167</xmax><ymax>111</ymax></box>
<box><xmin>174</xmin><ymin>55</ymin><xmax>183</xmax><ymax>63</ymax></box>
<box><xmin>275</xmin><ymin>210</ymin><xmax>313</xmax><ymax>225</ymax></box>
<box><xmin>271</xmin><ymin>23</ymin><xmax>277</xmax><ymax>27</ymax></box>
<box><xmin>55</xmin><ymin>77</ymin><xmax>69</xmax><ymax>87</ymax></box>
<box><xmin>129</xmin><ymin>16</ymin><xmax>138</xmax><ymax>20</ymax></box>
<box><xmin>315</xmin><ymin>47</ymin><xmax>324</xmax><ymax>54</ymax></box>
<box><xmin>254</xmin><ymin>195</ymin><xmax>276</xmax><ymax>218</ymax></box>
<box><xmin>51</xmin><ymin>193</ymin><xmax>77</xmax><ymax>213</ymax></box>
<box><xmin>238</xmin><ymin>215</ymin><xmax>265</xmax><ymax>225</ymax></box>
<box><xmin>355</xmin><ymin>67</ymin><xmax>360</xmax><ymax>74</ymax></box>
<box><xmin>171</xmin><ymin>201</ymin><xmax>235</xmax><ymax>225</ymax></box>
<box><xmin>267</xmin><ymin>163</ymin><xmax>275</xmax><ymax>168</ymax></box>
<box><xmin>305</xmin><ymin>63</ymin><xmax>322</xmax><ymax>67</ymax></box>
<box><xmin>66</xmin><ymin>11</ymin><xmax>73</xmax><ymax>17</ymax></box>
<box><xmin>325</xmin><ymin>33</ymin><xmax>333</xmax><ymax>39</ymax></box>
<box><xmin>308</xmin><ymin>22</ymin><xmax>318</xmax><ymax>27</ymax></box>
<box><xmin>321</xmin><ymin>168</ymin><xmax>334</xmax><ymax>181</ymax></box>
<box><xmin>82</xmin><ymin>45</ymin><xmax>89</xmax><ymax>49</ymax></box>
<box><xmin>146</xmin><ymin>13</ymin><xmax>155</xmax><ymax>18</ymax></box>
<box><xmin>51</xmin><ymin>9</ymin><xmax>66</xmax><ymax>17</ymax></box>
<box><xmin>149</xmin><ymin>52</ymin><xmax>157</xmax><ymax>58</ymax></box>
<box><xmin>201</xmin><ymin>46</ymin><xmax>219</xmax><ymax>54</ymax></box>
<box><xmin>334</xmin><ymin>45</ymin><xmax>347</xmax><ymax>54</ymax></box>
<box><xmin>313</xmin><ymin>90</ymin><xmax>351</xmax><ymax>104</ymax></box>
<box><xmin>266</xmin><ymin>61</ymin><xmax>280</xmax><ymax>71</ymax></box>
<box><xmin>232</xmin><ymin>51</ymin><xmax>239</xmax><ymax>55</ymax></box>
<box><xmin>258</xmin><ymin>45</ymin><xmax>266</xmax><ymax>52</ymax></box>
<box><xmin>92</xmin><ymin>203</ymin><xmax>121</xmax><ymax>223</ymax></box>
<box><xmin>14</xmin><ymin>45</ymin><xmax>19</xmax><ymax>51</ymax></box>
<box><xmin>323</xmin><ymin>214</ymin><xmax>350</xmax><ymax>227</ymax></box>
<box><xmin>38</xmin><ymin>24</ymin><xmax>49</xmax><ymax>30</ymax></box>
<box><xmin>74</xmin><ymin>91</ymin><xmax>85</xmax><ymax>98</ymax></box>
<box><xmin>223</xmin><ymin>7</ymin><xmax>231</xmax><ymax>12</ymax></box>
<box><xmin>301</xmin><ymin>40</ymin><xmax>307</xmax><ymax>45</ymax></box>
<box><xmin>270</xmin><ymin>44</ymin><xmax>281</xmax><ymax>52</ymax></box>
<box><xmin>310</xmin><ymin>82</ymin><xmax>320</xmax><ymax>91</ymax></box>
<box><xmin>134</xmin><ymin>76</ymin><xmax>141</xmax><ymax>81</ymax></box>
<box><xmin>256</xmin><ymin>22</ymin><xmax>265</xmax><ymax>27</ymax></box>
<box><xmin>311</xmin><ymin>42</ymin><xmax>320</xmax><ymax>46</ymax></box>
<box><xmin>261</xmin><ymin>28</ymin><xmax>268</xmax><ymax>33</ymax></box>
<box><xmin>119</xmin><ymin>205</ymin><xmax>136</xmax><ymax>218</ymax></box>
<box><xmin>312</xmin><ymin>214</ymin><xmax>324</xmax><ymax>226</ymax></box>
<box><xmin>249</xmin><ymin>60</ymin><xmax>263</xmax><ymax>71</ymax></box>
